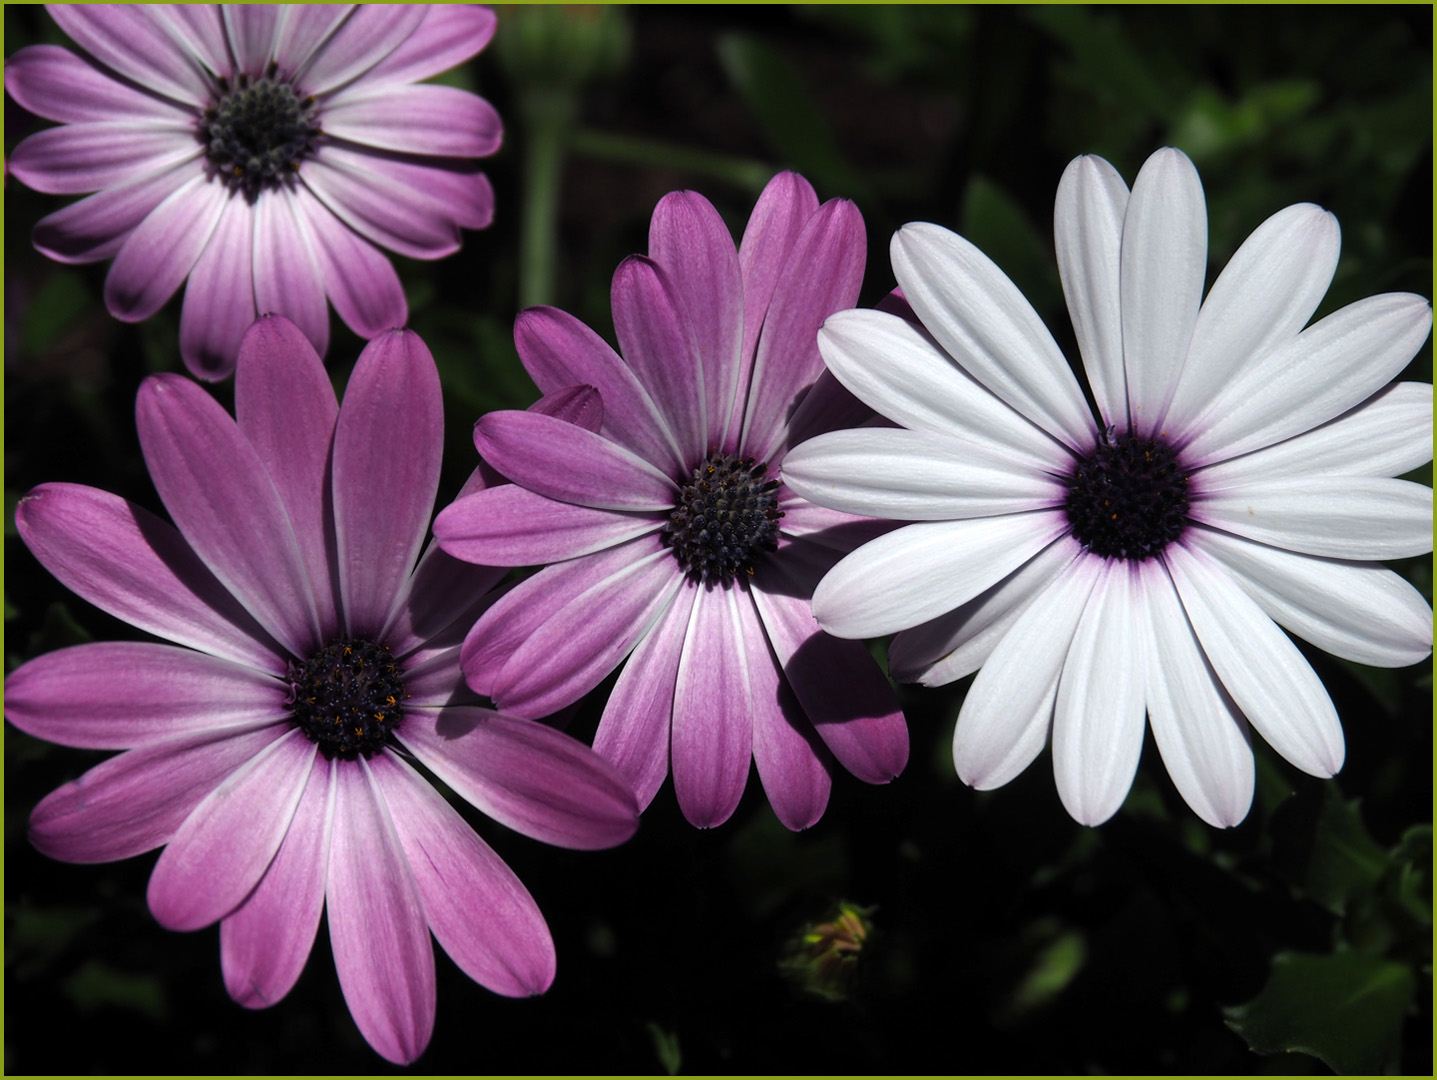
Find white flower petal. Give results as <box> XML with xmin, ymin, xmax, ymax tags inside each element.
<box><xmin>1142</xmin><ymin>560</ymin><xmax>1255</xmax><ymax>828</ymax></box>
<box><xmin>1190</xmin><ymin>527</ymin><xmax>1433</xmax><ymax>668</ymax></box>
<box><xmin>891</xmin><ymin>223</ymin><xmax>1095</xmax><ymax>450</ymax></box>
<box><xmin>953</xmin><ymin>555</ymin><xmax>1103</xmax><ymax>791</ymax></box>
<box><xmin>1120</xmin><ymin>148</ymin><xmax>1207</xmax><ymax>435</ymax></box>
<box><xmin>1197</xmin><ymin>477</ymin><xmax>1432</xmax><ymax>560</ymax></box>
<box><xmin>1054</xmin><ymin>154</ymin><xmax>1129</xmax><ymax>428</ymax></box>
<box><xmin>1165</xmin><ymin>544</ymin><xmax>1344</xmax><ymax>778</ymax></box>
<box><xmin>812</xmin><ymin>511</ymin><xmax>1069</xmax><ymax>639</ymax></box>
<box><xmin>1165</xmin><ymin>204</ymin><xmax>1341</xmax><ymax>435</ymax></box>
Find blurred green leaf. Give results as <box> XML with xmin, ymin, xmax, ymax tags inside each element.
<box><xmin>1387</xmin><ymin>826</ymin><xmax>1432</xmax><ymax>928</ymax></box>
<box><xmin>1224</xmin><ymin>949</ymin><xmax>1415</xmax><ymax>1074</ymax></box>
<box><xmin>1270</xmin><ymin>784</ymin><xmax>1389</xmax><ymax>916</ymax></box>
<box><xmin>646</xmin><ymin>1021</ymin><xmax>681</xmax><ymax>1076</ymax></box>
<box><xmin>20</xmin><ymin>272</ymin><xmax>93</xmax><ymax>357</ymax></box>
<box><xmin>1168</xmin><ymin>80</ymin><xmax>1321</xmax><ymax>162</ymax></box>
<box><xmin>1002</xmin><ymin>924</ymin><xmax>1087</xmax><ymax>1019</ymax></box>
<box><xmin>61</xmin><ymin>960</ymin><xmax>167</xmax><ymax>1023</ymax></box>
<box><xmin>960</xmin><ymin>175</ymin><xmax>1061</xmax><ymax>319</ymax></box>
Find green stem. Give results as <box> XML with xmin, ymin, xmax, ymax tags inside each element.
<box><xmin>568</xmin><ymin>128</ymin><xmax>775</xmax><ymax>194</ymax></box>
<box><xmin>518</xmin><ymin>88</ymin><xmax>574</xmax><ymax>309</ymax></box>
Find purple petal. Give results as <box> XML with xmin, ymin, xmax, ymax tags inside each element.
<box><xmin>252</xmin><ymin>187</ymin><xmax>332</xmax><ymax>359</ymax></box>
<box><xmin>137</xmin><ymin>373</ymin><xmax>322</xmax><ymax>658</ymax></box>
<box><xmin>671</xmin><ymin>585</ymin><xmax>754</xmax><ymax>828</ymax></box>
<box><xmin>358</xmin><ymin>4</ymin><xmax>497</xmax><ymax>86</ymax></box>
<box><xmin>270</xmin><ymin>6</ymin><xmax>352</xmax><ymax>81</ymax></box>
<box><xmin>751</xmin><ymin>578</ymin><xmax>908</xmax><ymax>785</ymax></box>
<box><xmin>105</xmin><ymin>175</ymin><xmax>229</xmax><ymax>322</ymax></box>
<box><xmin>220</xmin><ymin>753</ymin><xmax>333</xmax><ymax>1009</ymax></box>
<box><xmin>5</xmin><ymin>641</ymin><xmax>287</xmax><ymax>750</ymax></box>
<box><xmin>295</xmin><ymin>185</ymin><xmax>407</xmax><ymax>337</ymax></box>
<box><xmin>474</xmin><ymin>410</ymin><xmax>679</xmax><ymax>511</ymax></box>
<box><xmin>220</xmin><ymin>5</ymin><xmax>280</xmax><ymax>74</ymax></box>
<box><xmin>781</xmin><ymin>368</ymin><xmax>874</xmax><ymax>458</ymax></box>
<box><xmin>743</xmin><ymin>594</ymin><xmax>833</xmax><ymax>831</ymax></box>
<box><xmin>435</xmin><ymin>484</ymin><xmax>662</xmax><ymax>567</ymax></box>
<box><xmin>647</xmin><ymin>191</ymin><xmax>745</xmax><ymax>449</ymax></box>
<box><xmin>326</xmin><ymin>757</ymin><xmax>435</xmax><ymax>1066</ymax></box>
<box><xmin>593</xmin><ymin>587</ymin><xmax>697</xmax><ymax>810</ymax></box>
<box><xmin>33</xmin><ymin>156</ymin><xmax>198</xmax><ymax>265</ymax></box>
<box><xmin>8</xmin><ymin>122</ymin><xmax>198</xmax><ymax>196</ymax></box>
<box><xmin>148</xmin><ymin>729</ymin><xmax>316</xmax><ymax>931</ymax></box>
<box><xmin>514</xmin><ymin>306</ymin><xmax>683</xmax><ymax>473</ymax></box>
<box><xmin>399</xmin><ymin>707</ymin><xmax>639</xmax><ymax>850</ymax></box>
<box><xmin>741</xmin><ymin>198</ymin><xmax>866</xmax><ymax>463</ymax></box>
<box><xmin>531</xmin><ymin>383</ymin><xmax>604</xmax><ymax>432</ymax></box>
<box><xmin>732</xmin><ymin>171</ymin><xmax>821</xmax><ymax>444</ymax></box>
<box><xmin>47</xmin><ymin>5</ymin><xmax>211</xmax><ymax>104</ymax></box>
<box><xmin>15</xmin><ymin>482</ymin><xmax>286</xmax><ymax>671</ymax></box>
<box><xmin>611</xmin><ymin>255</ymin><xmax>709</xmax><ymax>463</ymax></box>
<box><xmin>489</xmin><ymin>542</ymin><xmax>684</xmax><ymax>718</ymax></box>
<box><xmin>234</xmin><ymin>315</ymin><xmax>341</xmax><ymax>630</ymax></box>
<box><xmin>323</xmin><ymin>84</ymin><xmax>502</xmax><ymax>158</ymax></box>
<box><xmin>5</xmin><ymin>44</ymin><xmax>193</xmax><ymax>123</ymax></box>
<box><xmin>294</xmin><ymin>5</ymin><xmax>428</xmax><ymax>96</ymax></box>
<box><xmin>157</xmin><ymin>5</ymin><xmax>229</xmax><ymax>79</ymax></box>
<box><xmin>369</xmin><ymin>752</ymin><xmax>555</xmax><ymax>997</ymax></box>
<box><xmin>333</xmin><ymin>329</ymin><xmax>443</xmax><ymax>637</ymax></box>
<box><xmin>29</xmin><ymin>725</ymin><xmax>287</xmax><ymax>864</ymax></box>
<box><xmin>178</xmin><ymin>192</ymin><xmax>258</xmax><ymax>380</ymax></box>
<box><xmin>380</xmin><ymin>542</ymin><xmax>508</xmax><ymax>666</ymax></box>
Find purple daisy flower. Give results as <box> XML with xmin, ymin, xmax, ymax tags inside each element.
<box><xmin>4</xmin><ymin>316</ymin><xmax>639</xmax><ymax>1065</ymax></box>
<box><xmin>5</xmin><ymin>4</ymin><xmax>502</xmax><ymax>379</ymax></box>
<box><xmin>433</xmin><ymin>172</ymin><xmax>909</xmax><ymax>831</ymax></box>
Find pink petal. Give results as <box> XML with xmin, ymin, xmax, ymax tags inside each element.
<box><xmin>323</xmin><ymin>84</ymin><xmax>502</xmax><ymax>158</ymax></box>
<box><xmin>741</xmin><ymin>197</ymin><xmax>866</xmax><ymax>462</ymax></box>
<box><xmin>29</xmin><ymin>725</ymin><xmax>287</xmax><ymax>864</ymax></box>
<box><xmin>252</xmin><ymin>186</ymin><xmax>332</xmax><ymax>359</ymax></box>
<box><xmin>178</xmin><ymin>191</ymin><xmax>258</xmax><ymax>380</ymax></box>
<box><xmin>326</xmin><ymin>757</ymin><xmax>435</xmax><ymax>1066</ymax></box>
<box><xmin>647</xmin><ymin>191</ymin><xmax>745</xmax><ymax>449</ymax></box>
<box><xmin>105</xmin><ymin>175</ymin><xmax>230</xmax><ymax>322</ymax></box>
<box><xmin>333</xmin><ymin>329</ymin><xmax>443</xmax><ymax>636</ymax></box>
<box><xmin>294</xmin><ymin>5</ymin><xmax>428</xmax><ymax>96</ymax></box>
<box><xmin>671</xmin><ymin>585</ymin><xmax>754</xmax><ymax>828</ymax></box>
<box><xmin>435</xmin><ymin>484</ymin><xmax>662</xmax><ymax>567</ymax></box>
<box><xmin>369</xmin><ymin>752</ymin><xmax>555</xmax><ymax>997</ymax></box>
<box><xmin>271</xmin><ymin>6</ymin><xmax>353</xmax><ymax>81</ymax></box>
<box><xmin>15</xmin><ymin>482</ymin><xmax>286</xmax><ymax>671</ymax></box>
<box><xmin>5</xmin><ymin>44</ymin><xmax>193</xmax><ymax>123</ymax></box>
<box><xmin>399</xmin><ymin>707</ymin><xmax>639</xmax><ymax>850</ymax></box>
<box><xmin>47</xmin><ymin>5</ymin><xmax>211</xmax><ymax>104</ymax></box>
<box><xmin>221</xmin><ymin>5</ymin><xmax>280</xmax><ymax>75</ymax></box>
<box><xmin>294</xmin><ymin>184</ymin><xmax>407</xmax><ymax>336</ymax></box>
<box><xmin>474</xmin><ymin>410</ymin><xmax>679</xmax><ymax>511</ymax></box>
<box><xmin>148</xmin><ymin>729</ymin><xmax>317</xmax><ymax>931</ymax></box>
<box><xmin>137</xmin><ymin>373</ymin><xmax>323</xmax><ymax>658</ymax></box>
<box><xmin>593</xmin><ymin>586</ymin><xmax>697</xmax><ymax>810</ymax></box>
<box><xmin>379</xmin><ymin>542</ymin><xmax>508</xmax><ymax>666</ymax></box>
<box><xmin>221</xmin><ymin>753</ymin><xmax>333</xmax><ymax>1009</ymax></box>
<box><xmin>32</xmin><ymin>156</ymin><xmax>198</xmax><ymax>265</ymax></box>
<box><xmin>5</xmin><ymin>641</ymin><xmax>287</xmax><ymax>750</ymax></box>
<box><xmin>156</xmin><ymin>5</ymin><xmax>229</xmax><ymax>80</ymax></box>
<box><xmin>8</xmin><ymin>122</ymin><xmax>198</xmax><ymax>196</ymax></box>
<box><xmin>234</xmin><ymin>315</ymin><xmax>340</xmax><ymax>631</ymax></box>
<box><xmin>358</xmin><ymin>5</ymin><xmax>497</xmax><ymax>87</ymax></box>
<box><xmin>514</xmin><ymin>305</ymin><xmax>684</xmax><ymax>474</ymax></box>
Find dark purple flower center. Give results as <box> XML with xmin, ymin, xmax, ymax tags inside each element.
<box><xmin>1063</xmin><ymin>429</ymin><xmax>1191</xmax><ymax>561</ymax></box>
<box><xmin>289</xmin><ymin>639</ymin><xmax>406</xmax><ymax>760</ymax></box>
<box><xmin>200</xmin><ymin>65</ymin><xmax>319</xmax><ymax>196</ymax></box>
<box><xmin>664</xmin><ymin>451</ymin><xmax>784</xmax><ymax>586</ymax></box>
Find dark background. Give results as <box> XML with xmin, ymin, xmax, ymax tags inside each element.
<box><xmin>5</xmin><ymin>5</ymin><xmax>1432</xmax><ymax>1073</ymax></box>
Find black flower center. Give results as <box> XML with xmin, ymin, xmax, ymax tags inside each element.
<box><xmin>200</xmin><ymin>65</ymin><xmax>319</xmax><ymax>195</ymax></box>
<box><xmin>1063</xmin><ymin>429</ymin><xmax>1191</xmax><ymax>561</ymax></box>
<box><xmin>664</xmin><ymin>451</ymin><xmax>784</xmax><ymax>585</ymax></box>
<box><xmin>289</xmin><ymin>639</ymin><xmax>406</xmax><ymax>760</ymax></box>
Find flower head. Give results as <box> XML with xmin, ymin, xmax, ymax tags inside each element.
<box><xmin>5</xmin><ymin>4</ymin><xmax>502</xmax><ymax>379</ymax></box>
<box><xmin>4</xmin><ymin>316</ymin><xmax>639</xmax><ymax>1064</ymax></box>
<box><xmin>784</xmin><ymin>147</ymin><xmax>1433</xmax><ymax>828</ymax></box>
<box><xmin>434</xmin><ymin>172</ymin><xmax>909</xmax><ymax>830</ymax></box>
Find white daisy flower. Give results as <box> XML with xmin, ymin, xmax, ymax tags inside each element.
<box><xmin>783</xmin><ymin>147</ymin><xmax>1433</xmax><ymax>828</ymax></box>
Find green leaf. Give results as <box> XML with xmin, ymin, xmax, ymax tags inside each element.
<box><xmin>646</xmin><ymin>1021</ymin><xmax>681</xmax><ymax>1076</ymax></box>
<box><xmin>959</xmin><ymin>175</ymin><xmax>1062</xmax><ymax>320</ymax></box>
<box><xmin>1270</xmin><ymin>783</ymin><xmax>1389</xmax><ymax>916</ymax></box>
<box><xmin>1388</xmin><ymin>826</ymin><xmax>1432</xmax><ymax>928</ymax></box>
<box><xmin>61</xmin><ymin>960</ymin><xmax>168</xmax><ymax>1023</ymax></box>
<box><xmin>1224</xmin><ymin>949</ymin><xmax>1415</xmax><ymax>1074</ymax></box>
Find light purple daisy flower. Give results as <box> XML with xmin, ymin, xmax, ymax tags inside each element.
<box><xmin>433</xmin><ymin>172</ymin><xmax>909</xmax><ymax>831</ymax></box>
<box><xmin>783</xmin><ymin>147</ymin><xmax>1434</xmax><ymax>829</ymax></box>
<box><xmin>4</xmin><ymin>316</ymin><xmax>639</xmax><ymax>1065</ymax></box>
<box><xmin>5</xmin><ymin>4</ymin><xmax>502</xmax><ymax>379</ymax></box>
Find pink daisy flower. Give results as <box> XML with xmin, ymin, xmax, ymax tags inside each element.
<box><xmin>434</xmin><ymin>172</ymin><xmax>909</xmax><ymax>831</ymax></box>
<box><xmin>5</xmin><ymin>4</ymin><xmax>502</xmax><ymax>379</ymax></box>
<box><xmin>4</xmin><ymin>316</ymin><xmax>639</xmax><ymax>1064</ymax></box>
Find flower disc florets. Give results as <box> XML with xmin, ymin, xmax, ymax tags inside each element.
<box><xmin>664</xmin><ymin>451</ymin><xmax>783</xmax><ymax>585</ymax></box>
<box><xmin>1064</xmin><ymin>428</ymin><xmax>1191</xmax><ymax>561</ymax></box>
<box><xmin>290</xmin><ymin>639</ymin><xmax>406</xmax><ymax>759</ymax></box>
<box><xmin>200</xmin><ymin>66</ymin><xmax>319</xmax><ymax>196</ymax></box>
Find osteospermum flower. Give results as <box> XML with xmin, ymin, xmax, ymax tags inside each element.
<box><xmin>5</xmin><ymin>4</ymin><xmax>501</xmax><ymax>379</ymax></box>
<box><xmin>4</xmin><ymin>316</ymin><xmax>639</xmax><ymax>1064</ymax></box>
<box><xmin>783</xmin><ymin>147</ymin><xmax>1433</xmax><ymax>828</ymax></box>
<box><xmin>433</xmin><ymin>172</ymin><xmax>908</xmax><ymax>830</ymax></box>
